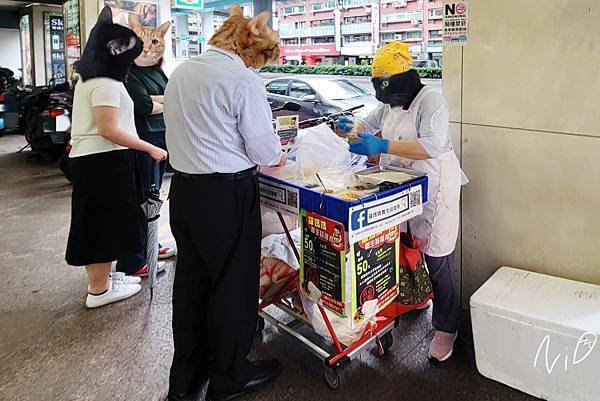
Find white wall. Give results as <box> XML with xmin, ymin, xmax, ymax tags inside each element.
<box><xmin>0</xmin><ymin>28</ymin><xmax>22</xmax><ymax>79</ymax></box>
<box><xmin>443</xmin><ymin>0</ymin><xmax>600</xmax><ymax>303</ymax></box>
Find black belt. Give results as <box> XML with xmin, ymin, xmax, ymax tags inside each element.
<box><xmin>175</xmin><ymin>166</ymin><xmax>258</xmax><ymax>181</ymax></box>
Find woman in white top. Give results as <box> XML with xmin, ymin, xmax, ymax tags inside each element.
<box><xmin>338</xmin><ymin>42</ymin><xmax>467</xmax><ymax>362</ymax></box>
<box><xmin>65</xmin><ymin>7</ymin><xmax>167</xmax><ymax>308</ymax></box>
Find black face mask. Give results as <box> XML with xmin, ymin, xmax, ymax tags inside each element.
<box><xmin>371</xmin><ymin>69</ymin><xmax>423</xmax><ymax>108</ymax></box>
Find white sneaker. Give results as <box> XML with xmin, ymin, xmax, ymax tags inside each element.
<box><xmin>110</xmin><ymin>271</ymin><xmax>141</xmax><ymax>285</ymax></box>
<box><xmin>85</xmin><ymin>280</ymin><xmax>141</xmax><ymax>309</ymax></box>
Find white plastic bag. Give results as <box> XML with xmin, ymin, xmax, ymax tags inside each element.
<box><xmin>261</xmin><ymin>228</ymin><xmax>301</xmax><ymax>270</ymax></box>
<box><xmin>300</xmin><ymin>282</ymin><xmax>378</xmax><ymax>345</ymax></box>
<box><xmin>292</xmin><ymin>123</ymin><xmax>354</xmax><ymax>183</ymax></box>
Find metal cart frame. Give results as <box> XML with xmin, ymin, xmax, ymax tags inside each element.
<box><xmin>258</xmin><ymin>211</ymin><xmax>433</xmax><ymax>389</ymax></box>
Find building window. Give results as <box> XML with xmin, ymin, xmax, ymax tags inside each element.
<box><xmin>281</xmin><ymin>38</ymin><xmax>307</xmax><ymax>45</ymax></box>
<box><xmin>344</xmin><ymin>0</ymin><xmax>376</xmax><ymax>7</ymax></box>
<box><xmin>429</xmin><ymin>8</ymin><xmax>443</xmax><ymax>18</ymax></box>
<box><xmin>312</xmin><ymin>19</ymin><xmax>335</xmax><ymax>27</ymax></box>
<box><xmin>294</xmin><ymin>21</ymin><xmax>307</xmax><ymax>29</ymax></box>
<box><xmin>381</xmin><ymin>10</ymin><xmax>423</xmax><ymax>23</ymax></box>
<box><xmin>313</xmin><ymin>36</ymin><xmax>335</xmax><ymax>44</ymax></box>
<box><xmin>344</xmin><ymin>16</ymin><xmax>372</xmax><ymax>24</ymax></box>
<box><xmin>282</xmin><ymin>5</ymin><xmax>306</xmax><ymax>15</ymax></box>
<box><xmin>382</xmin><ymin>0</ymin><xmax>406</xmax><ymax>7</ymax></box>
<box><xmin>311</xmin><ymin>1</ymin><xmax>336</xmax><ymax>11</ymax></box>
<box><xmin>406</xmin><ymin>30</ymin><xmax>422</xmax><ymax>39</ymax></box>
<box><xmin>383</xmin><ymin>29</ymin><xmax>422</xmax><ymax>41</ymax></box>
<box><xmin>429</xmin><ymin>29</ymin><xmax>442</xmax><ymax>38</ymax></box>
<box><xmin>344</xmin><ymin>34</ymin><xmax>372</xmax><ymax>43</ymax></box>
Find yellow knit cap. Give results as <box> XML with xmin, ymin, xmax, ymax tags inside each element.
<box><xmin>371</xmin><ymin>41</ymin><xmax>413</xmax><ymax>78</ymax></box>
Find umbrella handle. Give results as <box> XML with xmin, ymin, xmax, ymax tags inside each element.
<box><xmin>151</xmin><ymin>161</ymin><xmax>161</xmax><ymax>194</ymax></box>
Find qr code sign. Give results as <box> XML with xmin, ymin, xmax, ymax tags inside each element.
<box><xmin>409</xmin><ymin>188</ymin><xmax>421</xmax><ymax>208</ymax></box>
<box><xmin>287</xmin><ymin>190</ymin><xmax>298</xmax><ymax>208</ymax></box>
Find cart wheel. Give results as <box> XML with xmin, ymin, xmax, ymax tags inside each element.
<box><xmin>324</xmin><ymin>365</ymin><xmax>346</xmax><ymax>390</ymax></box>
<box><xmin>256</xmin><ymin>316</ymin><xmax>265</xmax><ymax>334</ymax></box>
<box><xmin>381</xmin><ymin>332</ymin><xmax>394</xmax><ymax>350</ymax></box>
<box><xmin>377</xmin><ymin>332</ymin><xmax>394</xmax><ymax>357</ymax></box>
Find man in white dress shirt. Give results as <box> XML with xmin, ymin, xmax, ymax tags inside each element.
<box><xmin>163</xmin><ymin>8</ymin><xmax>284</xmax><ymax>401</ymax></box>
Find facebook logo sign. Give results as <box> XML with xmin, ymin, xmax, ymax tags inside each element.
<box><xmin>350</xmin><ymin>209</ymin><xmax>368</xmax><ymax>230</ymax></box>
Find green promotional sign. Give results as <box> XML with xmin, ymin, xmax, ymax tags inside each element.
<box><xmin>174</xmin><ymin>0</ymin><xmax>203</xmax><ymax>9</ymax></box>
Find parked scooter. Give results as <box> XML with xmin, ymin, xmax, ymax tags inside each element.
<box><xmin>0</xmin><ymin>67</ymin><xmax>22</xmax><ymax>136</ymax></box>
<box><xmin>21</xmin><ymin>77</ymin><xmax>72</xmax><ymax>161</ymax></box>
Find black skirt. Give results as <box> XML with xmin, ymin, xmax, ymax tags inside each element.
<box><xmin>65</xmin><ymin>149</ymin><xmax>145</xmax><ymax>266</ymax></box>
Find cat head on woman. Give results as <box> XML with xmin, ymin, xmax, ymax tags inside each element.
<box><xmin>208</xmin><ymin>4</ymin><xmax>279</xmax><ymax>69</ymax></box>
<box><xmin>75</xmin><ymin>6</ymin><xmax>143</xmax><ymax>82</ymax></box>
<box><xmin>131</xmin><ymin>21</ymin><xmax>170</xmax><ymax>67</ymax></box>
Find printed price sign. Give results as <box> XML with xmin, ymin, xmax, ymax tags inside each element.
<box><xmin>300</xmin><ymin>210</ymin><xmax>346</xmax><ymax>316</ymax></box>
<box><xmin>443</xmin><ymin>1</ymin><xmax>469</xmax><ymax>46</ymax></box>
<box><xmin>351</xmin><ymin>226</ymin><xmax>400</xmax><ymax>322</ymax></box>
<box><xmin>274</xmin><ymin>115</ymin><xmax>299</xmax><ymax>151</ymax></box>
<box><xmin>258</xmin><ymin>177</ymin><xmax>299</xmax><ymax>216</ymax></box>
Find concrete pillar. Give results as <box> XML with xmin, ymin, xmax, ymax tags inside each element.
<box><xmin>174</xmin><ymin>13</ymin><xmax>190</xmax><ymax>58</ymax></box>
<box><xmin>200</xmin><ymin>11</ymin><xmax>215</xmax><ymax>43</ymax></box>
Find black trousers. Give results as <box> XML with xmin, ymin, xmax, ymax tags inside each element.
<box><xmin>425</xmin><ymin>252</ymin><xmax>460</xmax><ymax>334</ymax></box>
<box><xmin>168</xmin><ymin>171</ymin><xmax>261</xmax><ymax>394</ymax></box>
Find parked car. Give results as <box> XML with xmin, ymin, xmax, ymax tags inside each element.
<box><xmin>412</xmin><ymin>59</ymin><xmax>439</xmax><ymax>68</ymax></box>
<box><xmin>265</xmin><ymin>76</ymin><xmax>378</xmax><ymax>120</ymax></box>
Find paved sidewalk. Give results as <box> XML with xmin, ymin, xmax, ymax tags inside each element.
<box><xmin>0</xmin><ymin>134</ymin><xmax>536</xmax><ymax>401</ymax></box>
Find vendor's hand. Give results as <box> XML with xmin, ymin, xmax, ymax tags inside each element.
<box><xmin>336</xmin><ymin>115</ymin><xmax>354</xmax><ymax>134</ymax></box>
<box><xmin>349</xmin><ymin>133</ymin><xmax>390</xmax><ymax>157</ymax></box>
<box><xmin>148</xmin><ymin>146</ymin><xmax>168</xmax><ymax>162</ymax></box>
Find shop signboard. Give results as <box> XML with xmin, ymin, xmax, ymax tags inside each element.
<box><xmin>45</xmin><ymin>14</ymin><xmax>66</xmax><ymax>84</ymax></box>
<box><xmin>19</xmin><ymin>15</ymin><xmax>32</xmax><ymax>86</ymax></box>
<box><xmin>173</xmin><ymin>0</ymin><xmax>204</xmax><ymax>10</ymax></box>
<box><xmin>280</xmin><ymin>44</ymin><xmax>340</xmax><ymax>57</ymax></box>
<box><xmin>64</xmin><ymin>0</ymin><xmax>82</xmax><ymax>79</ymax></box>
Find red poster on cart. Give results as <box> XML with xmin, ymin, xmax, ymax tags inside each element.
<box><xmin>300</xmin><ymin>210</ymin><xmax>346</xmax><ymax>316</ymax></box>
<box><xmin>351</xmin><ymin>226</ymin><xmax>400</xmax><ymax>322</ymax></box>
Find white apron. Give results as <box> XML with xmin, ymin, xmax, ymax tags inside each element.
<box><xmin>379</xmin><ymin>87</ymin><xmax>462</xmax><ymax>257</ymax></box>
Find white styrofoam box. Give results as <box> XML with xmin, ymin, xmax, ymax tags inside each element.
<box><xmin>470</xmin><ymin>267</ymin><xmax>600</xmax><ymax>401</ymax></box>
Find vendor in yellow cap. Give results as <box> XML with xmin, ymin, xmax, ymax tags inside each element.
<box><xmin>337</xmin><ymin>41</ymin><xmax>468</xmax><ymax>363</ymax></box>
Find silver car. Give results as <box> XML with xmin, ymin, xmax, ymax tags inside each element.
<box><xmin>265</xmin><ymin>76</ymin><xmax>378</xmax><ymax>121</ymax></box>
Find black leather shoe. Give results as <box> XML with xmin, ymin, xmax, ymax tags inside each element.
<box><xmin>166</xmin><ymin>391</ymin><xmax>193</xmax><ymax>401</ymax></box>
<box><xmin>206</xmin><ymin>359</ymin><xmax>282</xmax><ymax>401</ymax></box>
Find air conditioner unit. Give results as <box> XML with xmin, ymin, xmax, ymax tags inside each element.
<box><xmin>410</xmin><ymin>19</ymin><xmax>419</xmax><ymax>24</ymax></box>
<box><xmin>394</xmin><ymin>33</ymin><xmax>403</xmax><ymax>40</ymax></box>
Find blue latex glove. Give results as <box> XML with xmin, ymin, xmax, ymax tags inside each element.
<box><xmin>336</xmin><ymin>115</ymin><xmax>354</xmax><ymax>134</ymax></box>
<box><xmin>349</xmin><ymin>133</ymin><xmax>390</xmax><ymax>157</ymax></box>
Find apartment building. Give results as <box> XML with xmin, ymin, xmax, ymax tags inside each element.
<box><xmin>275</xmin><ymin>0</ymin><xmax>444</xmax><ymax>65</ymax></box>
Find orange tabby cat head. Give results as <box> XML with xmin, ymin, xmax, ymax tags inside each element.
<box><xmin>208</xmin><ymin>4</ymin><xmax>279</xmax><ymax>69</ymax></box>
<box><xmin>131</xmin><ymin>21</ymin><xmax>170</xmax><ymax>67</ymax></box>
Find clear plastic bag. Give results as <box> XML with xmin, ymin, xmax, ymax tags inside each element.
<box><xmin>291</xmin><ymin>123</ymin><xmax>355</xmax><ymax>187</ymax></box>
<box><xmin>299</xmin><ymin>282</ymin><xmax>379</xmax><ymax>345</ymax></box>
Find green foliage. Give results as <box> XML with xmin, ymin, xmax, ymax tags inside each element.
<box><xmin>260</xmin><ymin>64</ymin><xmax>442</xmax><ymax>78</ymax></box>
